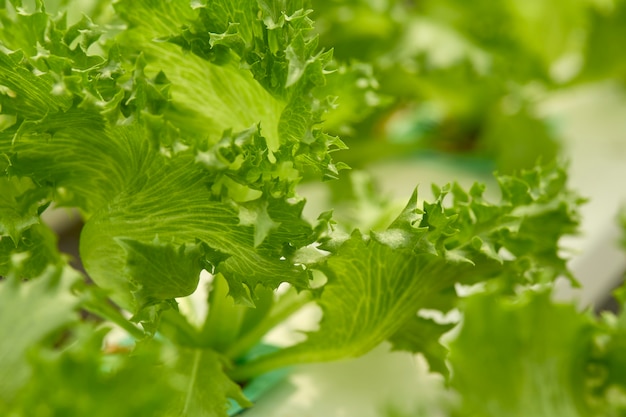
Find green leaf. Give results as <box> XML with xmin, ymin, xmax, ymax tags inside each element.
<box><xmin>175</xmin><ymin>348</ymin><xmax>251</xmax><ymax>417</ymax></box>
<box><xmin>0</xmin><ymin>176</ymin><xmax>49</xmax><ymax>244</ymax></box>
<box><xmin>419</xmin><ymin>0</ymin><xmax>587</xmax><ymax>81</ymax></box>
<box><xmin>388</xmin><ymin>315</ymin><xmax>455</xmax><ymax>378</ymax></box>
<box><xmin>5</xmin><ymin>330</ymin><xmax>178</xmax><ymax>417</ymax></box>
<box><xmin>0</xmin><ymin>264</ymin><xmax>80</xmax><ymax>403</ymax></box>
<box><xmin>0</xmin><ymin>50</ymin><xmax>73</xmax><ymax>120</ymax></box>
<box><xmin>78</xmin><ymin>149</ymin><xmax>312</xmax><ymax>309</ymax></box>
<box><xmin>112</xmin><ymin>0</ymin><xmax>329</xmax><ymax>156</ymax></box>
<box><xmin>5</xmin><ymin>110</ymin><xmax>146</xmax><ymax>214</ymax></box>
<box><xmin>238</xmin><ymin>199</ymin><xmax>280</xmax><ymax>248</ymax></box>
<box><xmin>287</xmin><ymin>231</ymin><xmax>452</xmax><ymax>359</ymax></box>
<box><xmin>0</xmin><ymin>223</ymin><xmax>63</xmax><ymax>279</ymax></box>
<box><xmin>449</xmin><ymin>290</ymin><xmax>597</xmax><ymax>417</ymax></box>
<box><xmin>231</xmin><ymin>163</ymin><xmax>582</xmax><ymax>381</ymax></box>
<box><xmin>119</xmin><ymin>238</ymin><xmax>205</xmax><ymax>312</ymax></box>
<box><xmin>479</xmin><ymin>108</ymin><xmax>560</xmax><ymax>173</ymax></box>
<box><xmin>2</xmin><ymin>0</ymin><xmax>340</xmax><ymax>313</ymax></box>
<box><xmin>599</xmin><ymin>286</ymin><xmax>626</xmax><ymax>400</ymax></box>
<box><xmin>578</xmin><ymin>1</ymin><xmax>626</xmax><ymax>82</ymax></box>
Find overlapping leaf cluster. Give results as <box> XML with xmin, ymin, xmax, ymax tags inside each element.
<box><xmin>413</xmin><ymin>207</ymin><xmax>626</xmax><ymax>417</ymax></box>
<box><xmin>0</xmin><ymin>0</ymin><xmax>345</xmax><ymax>314</ymax></box>
<box><xmin>230</xmin><ymin>163</ymin><xmax>582</xmax><ymax>381</ymax></box>
<box><xmin>1</xmin><ymin>0</ymin><xmax>338</xmax><ymax>414</ymax></box>
<box><xmin>377</xmin><ymin>210</ymin><xmax>626</xmax><ymax>417</ymax></box>
<box><xmin>442</xmin><ymin>279</ymin><xmax>626</xmax><ymax>417</ymax></box>
<box><xmin>0</xmin><ymin>1</ymin><xmax>604</xmax><ymax>416</ymax></box>
<box><xmin>310</xmin><ymin>0</ymin><xmax>626</xmax><ymax>172</ymax></box>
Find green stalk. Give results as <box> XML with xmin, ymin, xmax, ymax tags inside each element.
<box><xmin>225</xmin><ymin>288</ymin><xmax>313</xmax><ymax>360</ymax></box>
<box><xmin>228</xmin><ymin>348</ymin><xmax>308</xmax><ymax>382</ymax></box>
<box><xmin>181</xmin><ymin>349</ymin><xmax>202</xmax><ymax>416</ymax></box>
<box><xmin>199</xmin><ymin>273</ymin><xmax>247</xmax><ymax>351</ymax></box>
<box><xmin>83</xmin><ymin>297</ymin><xmax>145</xmax><ymax>340</ymax></box>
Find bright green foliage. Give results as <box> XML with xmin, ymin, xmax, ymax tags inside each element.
<box><xmin>419</xmin><ymin>0</ymin><xmax>588</xmax><ymax>80</ymax></box>
<box><xmin>6</xmin><ymin>331</ymin><xmax>179</xmax><ymax>417</ymax></box>
<box><xmin>120</xmin><ymin>239</ymin><xmax>205</xmax><ymax>311</ymax></box>
<box><xmin>598</xmin><ymin>265</ymin><xmax>626</xmax><ymax>415</ymax></box>
<box><xmin>0</xmin><ymin>176</ymin><xmax>48</xmax><ymax>243</ymax></box>
<box><xmin>2</xmin><ymin>322</ymin><xmax>251</xmax><ymax>417</ymax></box>
<box><xmin>0</xmin><ymin>0</ymin><xmax>611</xmax><ymax>415</ymax></box>
<box><xmin>449</xmin><ymin>290</ymin><xmax>596</xmax><ymax>417</ymax></box>
<box><xmin>0</xmin><ymin>0</ymin><xmax>339</xmax><ymax>414</ymax></box>
<box><xmin>0</xmin><ymin>224</ymin><xmax>62</xmax><ymax>279</ymax></box>
<box><xmin>174</xmin><ymin>348</ymin><xmax>253</xmax><ymax>417</ymax></box>
<box><xmin>310</xmin><ymin>0</ymin><xmax>626</xmax><ymax>172</ymax></box>
<box><xmin>601</xmin><ymin>306</ymin><xmax>626</xmax><ymax>406</ymax></box>
<box><xmin>578</xmin><ymin>0</ymin><xmax>626</xmax><ymax>83</ymax></box>
<box><xmin>388</xmin><ymin>315</ymin><xmax>456</xmax><ymax>378</ymax></box>
<box><xmin>446</xmin><ymin>280</ymin><xmax>626</xmax><ymax>417</ymax></box>
<box><xmin>0</xmin><ymin>264</ymin><xmax>80</xmax><ymax>404</ymax></box>
<box><xmin>230</xmin><ymin>163</ymin><xmax>582</xmax><ymax>381</ymax></box>
<box><xmin>0</xmin><ymin>0</ymin><xmax>342</xmax><ymax>314</ymax></box>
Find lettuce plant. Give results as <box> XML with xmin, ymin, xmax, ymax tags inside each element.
<box><xmin>310</xmin><ymin>0</ymin><xmax>626</xmax><ymax>172</ymax></box>
<box><xmin>0</xmin><ymin>1</ymin><xmax>616</xmax><ymax>416</ymax></box>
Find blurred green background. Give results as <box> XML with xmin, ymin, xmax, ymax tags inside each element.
<box><xmin>310</xmin><ymin>0</ymin><xmax>626</xmax><ymax>172</ymax></box>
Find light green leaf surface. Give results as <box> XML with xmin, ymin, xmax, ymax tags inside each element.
<box><xmin>0</xmin><ymin>176</ymin><xmax>48</xmax><ymax>243</ymax></box>
<box><xmin>578</xmin><ymin>0</ymin><xmax>626</xmax><ymax>82</ymax></box>
<box><xmin>231</xmin><ymin>164</ymin><xmax>582</xmax><ymax>380</ymax></box>
<box><xmin>388</xmin><ymin>315</ymin><xmax>455</xmax><ymax>378</ymax></box>
<box><xmin>114</xmin><ymin>0</ymin><xmax>284</xmax><ymax>150</ymax></box>
<box><xmin>175</xmin><ymin>348</ymin><xmax>252</xmax><ymax>417</ymax></box>
<box><xmin>120</xmin><ymin>239</ymin><xmax>205</xmax><ymax>311</ymax></box>
<box><xmin>0</xmin><ymin>224</ymin><xmax>63</xmax><ymax>279</ymax></box>
<box><xmin>449</xmin><ymin>290</ymin><xmax>596</xmax><ymax>417</ymax></box>
<box><xmin>0</xmin><ymin>264</ymin><xmax>80</xmax><ymax>403</ymax></box>
<box><xmin>4</xmin><ymin>328</ymin><xmax>178</xmax><ymax>417</ymax></box>
<box><xmin>601</xmin><ymin>285</ymin><xmax>626</xmax><ymax>403</ymax></box>
<box><xmin>1</xmin><ymin>0</ymin><xmax>340</xmax><ymax>312</ymax></box>
<box><xmin>0</xmin><ymin>2</ymin><xmax>609</xmax><ymax>415</ymax></box>
<box><xmin>0</xmin><ymin>2</ymin><xmax>342</xmax><ymax>413</ymax></box>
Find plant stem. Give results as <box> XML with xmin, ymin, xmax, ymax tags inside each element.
<box><xmin>199</xmin><ymin>273</ymin><xmax>247</xmax><ymax>350</ymax></box>
<box><xmin>84</xmin><ymin>297</ymin><xmax>145</xmax><ymax>340</ymax></box>
<box><xmin>225</xmin><ymin>288</ymin><xmax>312</xmax><ymax>361</ymax></box>
<box><xmin>228</xmin><ymin>348</ymin><xmax>306</xmax><ymax>382</ymax></box>
<box><xmin>182</xmin><ymin>349</ymin><xmax>201</xmax><ymax>416</ymax></box>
